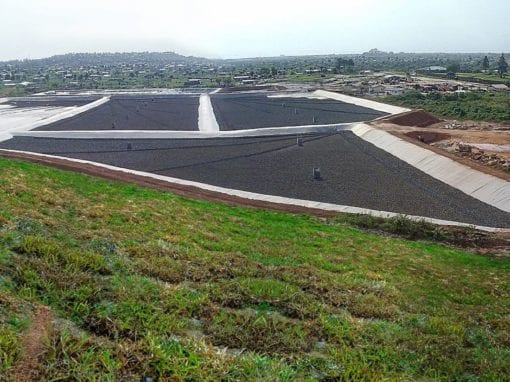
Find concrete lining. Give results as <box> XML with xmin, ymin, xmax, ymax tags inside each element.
<box><xmin>12</xmin><ymin>123</ymin><xmax>353</xmax><ymax>139</ymax></box>
<box><xmin>198</xmin><ymin>94</ymin><xmax>220</xmax><ymax>132</ymax></box>
<box><xmin>1</xmin><ymin>147</ymin><xmax>507</xmax><ymax>233</ymax></box>
<box><xmin>315</xmin><ymin>90</ymin><xmax>411</xmax><ymax>115</ymax></box>
<box><xmin>352</xmin><ymin>123</ymin><xmax>510</xmax><ymax>213</ymax></box>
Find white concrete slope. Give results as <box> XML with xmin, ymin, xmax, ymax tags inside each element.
<box><xmin>198</xmin><ymin>93</ymin><xmax>220</xmax><ymax>132</ymax></box>
<box><xmin>352</xmin><ymin>123</ymin><xmax>510</xmax><ymax>213</ymax></box>
<box><xmin>1</xmin><ymin>148</ymin><xmax>508</xmax><ymax>233</ymax></box>
<box><xmin>0</xmin><ymin>96</ymin><xmax>110</xmax><ymax>143</ymax></box>
<box><xmin>315</xmin><ymin>89</ymin><xmax>411</xmax><ymax>115</ymax></box>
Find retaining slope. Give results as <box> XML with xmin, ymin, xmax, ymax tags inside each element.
<box><xmin>352</xmin><ymin>123</ymin><xmax>510</xmax><ymax>213</ymax></box>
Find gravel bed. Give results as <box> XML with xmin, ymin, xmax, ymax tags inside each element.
<box><xmin>35</xmin><ymin>95</ymin><xmax>199</xmax><ymax>131</ymax></box>
<box><xmin>211</xmin><ymin>94</ymin><xmax>387</xmax><ymax>130</ymax></box>
<box><xmin>1</xmin><ymin>133</ymin><xmax>508</xmax><ymax>228</ymax></box>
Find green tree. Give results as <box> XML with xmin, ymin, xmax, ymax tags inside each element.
<box><xmin>482</xmin><ymin>56</ymin><xmax>490</xmax><ymax>71</ymax></box>
<box><xmin>446</xmin><ymin>62</ymin><xmax>460</xmax><ymax>79</ymax></box>
<box><xmin>497</xmin><ymin>54</ymin><xmax>508</xmax><ymax>78</ymax></box>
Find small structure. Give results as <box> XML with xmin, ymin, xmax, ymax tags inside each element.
<box><xmin>420</xmin><ymin>66</ymin><xmax>447</xmax><ymax>72</ymax></box>
<box><xmin>185</xmin><ymin>79</ymin><xmax>201</xmax><ymax>86</ymax></box>
<box><xmin>313</xmin><ymin>167</ymin><xmax>322</xmax><ymax>180</ymax></box>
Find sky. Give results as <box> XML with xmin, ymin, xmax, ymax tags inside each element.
<box><xmin>1</xmin><ymin>0</ymin><xmax>509</xmax><ymax>61</ymax></box>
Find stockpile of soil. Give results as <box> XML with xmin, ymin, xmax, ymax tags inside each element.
<box><xmin>405</xmin><ymin>131</ymin><xmax>451</xmax><ymax>144</ymax></box>
<box><xmin>384</xmin><ymin>110</ymin><xmax>442</xmax><ymax>127</ymax></box>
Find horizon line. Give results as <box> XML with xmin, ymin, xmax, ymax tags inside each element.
<box><xmin>1</xmin><ymin>50</ymin><xmax>509</xmax><ymax>63</ymax></box>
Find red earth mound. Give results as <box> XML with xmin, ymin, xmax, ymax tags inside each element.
<box><xmin>385</xmin><ymin>110</ymin><xmax>442</xmax><ymax>127</ymax></box>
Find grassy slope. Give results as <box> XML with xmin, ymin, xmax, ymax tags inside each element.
<box><xmin>0</xmin><ymin>157</ymin><xmax>509</xmax><ymax>381</ymax></box>
<box><xmin>384</xmin><ymin>91</ymin><xmax>510</xmax><ymax>124</ymax></box>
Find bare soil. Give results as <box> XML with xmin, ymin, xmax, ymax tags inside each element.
<box><xmin>372</xmin><ymin>116</ymin><xmax>510</xmax><ymax>181</ymax></box>
<box><xmin>382</xmin><ymin>109</ymin><xmax>442</xmax><ymax>127</ymax></box>
<box><xmin>10</xmin><ymin>306</ymin><xmax>53</xmax><ymax>381</ymax></box>
<box><xmin>405</xmin><ymin>131</ymin><xmax>451</xmax><ymax>144</ymax></box>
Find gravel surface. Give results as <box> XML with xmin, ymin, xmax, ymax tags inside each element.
<box><xmin>2</xmin><ymin>133</ymin><xmax>508</xmax><ymax>227</ymax></box>
<box><xmin>35</xmin><ymin>95</ymin><xmax>199</xmax><ymax>131</ymax></box>
<box><xmin>211</xmin><ymin>94</ymin><xmax>387</xmax><ymax>130</ymax></box>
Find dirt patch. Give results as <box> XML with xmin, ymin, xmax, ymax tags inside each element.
<box><xmin>405</xmin><ymin>131</ymin><xmax>451</xmax><ymax>144</ymax></box>
<box><xmin>433</xmin><ymin>141</ymin><xmax>510</xmax><ymax>174</ymax></box>
<box><xmin>10</xmin><ymin>306</ymin><xmax>53</xmax><ymax>381</ymax></box>
<box><xmin>383</xmin><ymin>109</ymin><xmax>442</xmax><ymax>127</ymax></box>
<box><xmin>389</xmin><ymin>131</ymin><xmax>510</xmax><ymax>182</ymax></box>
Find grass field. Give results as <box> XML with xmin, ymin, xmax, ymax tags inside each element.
<box><xmin>0</xmin><ymin>157</ymin><xmax>509</xmax><ymax>381</ymax></box>
<box><xmin>384</xmin><ymin>91</ymin><xmax>510</xmax><ymax>124</ymax></box>
<box><xmin>456</xmin><ymin>72</ymin><xmax>509</xmax><ymax>83</ymax></box>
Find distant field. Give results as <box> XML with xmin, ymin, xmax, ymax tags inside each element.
<box><xmin>456</xmin><ymin>72</ymin><xmax>509</xmax><ymax>84</ymax></box>
<box><xmin>0</xmin><ymin>157</ymin><xmax>509</xmax><ymax>380</ymax></box>
<box><xmin>384</xmin><ymin>91</ymin><xmax>510</xmax><ymax>123</ymax></box>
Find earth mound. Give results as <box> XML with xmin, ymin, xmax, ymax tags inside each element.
<box><xmin>384</xmin><ymin>109</ymin><xmax>442</xmax><ymax>127</ymax></box>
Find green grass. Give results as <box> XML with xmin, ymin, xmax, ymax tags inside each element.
<box><xmin>457</xmin><ymin>72</ymin><xmax>509</xmax><ymax>84</ymax></box>
<box><xmin>0</xmin><ymin>86</ymin><xmax>30</xmax><ymax>97</ymax></box>
<box><xmin>385</xmin><ymin>91</ymin><xmax>510</xmax><ymax>123</ymax></box>
<box><xmin>0</xmin><ymin>156</ymin><xmax>509</xmax><ymax>380</ymax></box>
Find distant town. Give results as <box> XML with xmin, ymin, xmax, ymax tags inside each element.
<box><xmin>1</xmin><ymin>50</ymin><xmax>508</xmax><ymax>97</ymax></box>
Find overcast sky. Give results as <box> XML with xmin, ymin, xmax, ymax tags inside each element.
<box><xmin>1</xmin><ymin>0</ymin><xmax>508</xmax><ymax>61</ymax></box>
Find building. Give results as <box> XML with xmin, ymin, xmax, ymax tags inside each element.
<box><xmin>185</xmin><ymin>79</ymin><xmax>201</xmax><ymax>86</ymax></box>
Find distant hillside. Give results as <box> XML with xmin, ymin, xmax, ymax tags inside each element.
<box><xmin>1</xmin><ymin>51</ymin><xmax>207</xmax><ymax>68</ymax></box>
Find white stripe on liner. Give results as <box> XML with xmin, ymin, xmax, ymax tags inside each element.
<box><xmin>198</xmin><ymin>93</ymin><xmax>220</xmax><ymax>132</ymax></box>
